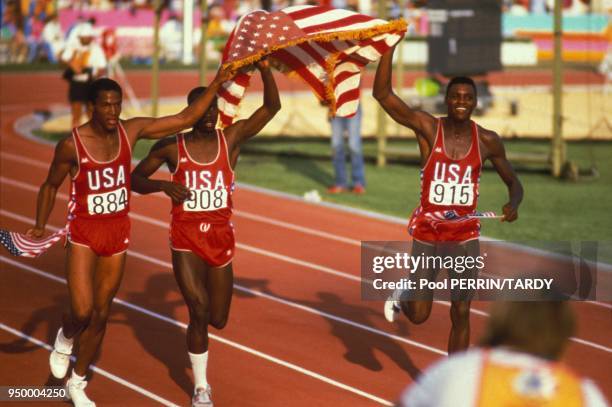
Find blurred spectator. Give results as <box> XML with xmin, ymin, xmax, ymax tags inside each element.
<box><xmin>327</xmin><ymin>102</ymin><xmax>366</xmax><ymax>195</ymax></box>
<box><xmin>509</xmin><ymin>0</ymin><xmax>530</xmax><ymax>15</ymax></box>
<box><xmin>38</xmin><ymin>13</ymin><xmax>64</xmax><ymax>62</ymax></box>
<box><xmin>101</xmin><ymin>27</ymin><xmax>119</xmax><ymax>76</ymax></box>
<box><xmin>531</xmin><ymin>0</ymin><xmax>548</xmax><ymax>13</ymax></box>
<box><xmin>193</xmin><ymin>4</ymin><xmax>232</xmax><ymax>60</ymax></box>
<box><xmin>66</xmin><ymin>16</ymin><xmax>98</xmax><ymax>48</ymax></box>
<box><xmin>59</xmin><ymin>23</ymin><xmax>107</xmax><ymax>127</ymax></box>
<box><xmin>2</xmin><ymin>0</ymin><xmax>28</xmax><ymax>63</ymax></box>
<box><xmin>160</xmin><ymin>14</ymin><xmax>182</xmax><ymax>62</ymax></box>
<box><xmin>398</xmin><ymin>301</ymin><xmax>609</xmax><ymax>407</ymax></box>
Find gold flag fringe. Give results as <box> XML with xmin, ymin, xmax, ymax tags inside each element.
<box><xmin>221</xmin><ymin>18</ymin><xmax>407</xmax><ymax>119</ymax></box>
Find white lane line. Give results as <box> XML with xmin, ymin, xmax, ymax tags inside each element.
<box><xmin>0</xmin><ymin>256</ymin><xmax>393</xmax><ymax>406</ymax></box>
<box><xmin>2</xmin><ymin>209</ymin><xmax>610</xmax><ymax>356</ymax></box>
<box><xmin>2</xmin><ymin>178</ymin><xmax>611</xmax><ymax>354</ymax></box>
<box><xmin>0</xmin><ymin>322</ymin><xmax>180</xmax><ymax>406</ymax></box>
<box><xmin>0</xmin><ymin>209</ymin><xmax>446</xmax><ymax>357</ymax></box>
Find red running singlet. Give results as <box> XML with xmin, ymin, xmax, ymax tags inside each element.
<box><xmin>70</xmin><ymin>124</ymin><xmax>131</xmax><ymax>220</ymax></box>
<box><xmin>408</xmin><ymin>119</ymin><xmax>482</xmax><ymax>242</ymax></box>
<box><xmin>171</xmin><ymin>130</ymin><xmax>235</xmax><ymax>224</ymax></box>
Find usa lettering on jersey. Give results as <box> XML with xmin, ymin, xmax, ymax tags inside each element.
<box><xmin>183</xmin><ymin>170</ymin><xmax>228</xmax><ymax>212</ymax></box>
<box><xmin>85</xmin><ymin>166</ymin><xmax>128</xmax><ymax>215</ymax></box>
<box><xmin>86</xmin><ymin>166</ymin><xmax>127</xmax><ymax>190</ymax></box>
<box><xmin>429</xmin><ymin>162</ymin><xmax>475</xmax><ymax>206</ymax></box>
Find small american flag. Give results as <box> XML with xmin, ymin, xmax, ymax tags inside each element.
<box><xmin>424</xmin><ymin>210</ymin><xmax>501</xmax><ymax>222</ymax></box>
<box><xmin>1</xmin><ymin>196</ymin><xmax>76</xmax><ymax>258</ymax></box>
<box><xmin>0</xmin><ymin>228</ymin><xmax>67</xmax><ymax>258</ymax></box>
<box><xmin>218</xmin><ymin>5</ymin><xmax>406</xmax><ymax>126</ymax></box>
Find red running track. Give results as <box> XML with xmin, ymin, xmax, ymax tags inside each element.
<box><xmin>1</xmin><ymin>72</ymin><xmax>610</xmax><ymax>406</ymax></box>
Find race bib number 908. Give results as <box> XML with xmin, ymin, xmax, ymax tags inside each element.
<box><xmin>184</xmin><ymin>188</ymin><xmax>228</xmax><ymax>212</ymax></box>
<box><xmin>87</xmin><ymin>187</ymin><xmax>128</xmax><ymax>215</ymax></box>
<box><xmin>429</xmin><ymin>181</ymin><xmax>474</xmax><ymax>206</ymax></box>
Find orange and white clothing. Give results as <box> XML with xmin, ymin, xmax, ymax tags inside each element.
<box><xmin>170</xmin><ymin>130</ymin><xmax>236</xmax><ymax>267</ymax></box>
<box><xmin>400</xmin><ymin>348</ymin><xmax>608</xmax><ymax>407</ymax></box>
<box><xmin>60</xmin><ymin>41</ymin><xmax>106</xmax><ymax>83</ymax></box>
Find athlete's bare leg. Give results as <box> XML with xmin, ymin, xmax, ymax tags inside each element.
<box><xmin>70</xmin><ymin>246</ymin><xmax>126</xmax><ymax>376</ymax></box>
<box><xmin>447</xmin><ymin>240</ymin><xmax>479</xmax><ymax>353</ymax></box>
<box><xmin>448</xmin><ymin>300</ymin><xmax>471</xmax><ymax>353</ymax></box>
<box><xmin>401</xmin><ymin>240</ymin><xmax>436</xmax><ymax>324</ymax></box>
<box><xmin>61</xmin><ymin>243</ymin><xmax>96</xmax><ymax>339</ymax></box>
<box><xmin>171</xmin><ymin>250</ymin><xmax>233</xmax><ymax>353</ymax></box>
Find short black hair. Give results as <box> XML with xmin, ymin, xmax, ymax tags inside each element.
<box><xmin>446</xmin><ymin>76</ymin><xmax>477</xmax><ymax>98</ymax></box>
<box><xmin>88</xmin><ymin>78</ymin><xmax>122</xmax><ymax>103</ymax></box>
<box><xmin>187</xmin><ymin>86</ymin><xmax>217</xmax><ymax>105</ymax></box>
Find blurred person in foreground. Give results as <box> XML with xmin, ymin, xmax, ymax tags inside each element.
<box><xmin>398</xmin><ymin>301</ymin><xmax>609</xmax><ymax>407</ymax></box>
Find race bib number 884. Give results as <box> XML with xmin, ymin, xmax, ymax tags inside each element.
<box><xmin>184</xmin><ymin>188</ymin><xmax>228</xmax><ymax>212</ymax></box>
<box><xmin>429</xmin><ymin>181</ymin><xmax>474</xmax><ymax>206</ymax></box>
<box><xmin>87</xmin><ymin>187</ymin><xmax>128</xmax><ymax>215</ymax></box>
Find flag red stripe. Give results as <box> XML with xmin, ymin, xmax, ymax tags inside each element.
<box><xmin>218</xmin><ymin>87</ymin><xmax>241</xmax><ymax>105</ymax></box>
<box><xmin>219</xmin><ymin>111</ymin><xmax>234</xmax><ymax>127</ymax></box>
<box><xmin>313</xmin><ymin>41</ymin><xmax>339</xmax><ymax>54</ymax></box>
<box><xmin>285</xmin><ymin>6</ymin><xmax>334</xmax><ymax>21</ymax></box>
<box><xmin>335</xmin><ymin>88</ymin><xmax>360</xmax><ymax>108</ymax></box>
<box><xmin>335</xmin><ymin>70</ymin><xmax>360</xmax><ymax>86</ymax></box>
<box><xmin>302</xmin><ymin>15</ymin><xmax>375</xmax><ymax>34</ymax></box>
<box><xmin>274</xmin><ymin>49</ymin><xmax>326</xmax><ymax>98</ymax></box>
<box><xmin>232</xmin><ymin>73</ymin><xmax>251</xmax><ymax>88</ymax></box>
<box><xmin>337</xmin><ymin>52</ymin><xmax>369</xmax><ymax>67</ymax></box>
<box><xmin>297</xmin><ymin>42</ymin><xmax>327</xmax><ymax>68</ymax></box>
<box><xmin>222</xmin><ymin>28</ymin><xmax>237</xmax><ymax>61</ymax></box>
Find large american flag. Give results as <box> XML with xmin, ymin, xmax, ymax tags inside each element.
<box><xmin>218</xmin><ymin>5</ymin><xmax>406</xmax><ymax>126</ymax></box>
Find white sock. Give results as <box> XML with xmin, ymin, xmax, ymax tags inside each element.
<box><xmin>56</xmin><ymin>328</ymin><xmax>73</xmax><ymax>353</ymax></box>
<box><xmin>189</xmin><ymin>351</ymin><xmax>209</xmax><ymax>390</ymax></box>
<box><xmin>71</xmin><ymin>370</ymin><xmax>86</xmax><ymax>383</ymax></box>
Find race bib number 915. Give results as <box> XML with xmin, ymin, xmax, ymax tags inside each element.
<box><xmin>87</xmin><ymin>187</ymin><xmax>128</xmax><ymax>215</ymax></box>
<box><xmin>184</xmin><ymin>188</ymin><xmax>228</xmax><ymax>212</ymax></box>
<box><xmin>429</xmin><ymin>181</ymin><xmax>474</xmax><ymax>206</ymax></box>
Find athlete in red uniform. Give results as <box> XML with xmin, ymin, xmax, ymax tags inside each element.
<box><xmin>27</xmin><ymin>68</ymin><xmax>234</xmax><ymax>406</ymax></box>
<box><xmin>131</xmin><ymin>59</ymin><xmax>280</xmax><ymax>407</ymax></box>
<box><xmin>373</xmin><ymin>45</ymin><xmax>523</xmax><ymax>353</ymax></box>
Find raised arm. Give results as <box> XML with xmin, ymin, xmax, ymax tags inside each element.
<box><xmin>27</xmin><ymin>138</ymin><xmax>75</xmax><ymax>238</ymax></box>
<box><xmin>127</xmin><ymin>66</ymin><xmax>235</xmax><ymax>141</ymax></box>
<box><xmin>373</xmin><ymin>45</ymin><xmax>436</xmax><ymax>136</ymax></box>
<box><xmin>224</xmin><ymin>59</ymin><xmax>281</xmax><ymax>146</ymax></box>
<box><xmin>482</xmin><ymin>130</ymin><xmax>523</xmax><ymax>222</ymax></box>
<box><xmin>131</xmin><ymin>138</ymin><xmax>190</xmax><ymax>203</ymax></box>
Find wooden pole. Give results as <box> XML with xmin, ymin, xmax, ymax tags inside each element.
<box><xmin>376</xmin><ymin>0</ymin><xmax>388</xmax><ymax>167</ymax></box>
<box><xmin>395</xmin><ymin>0</ymin><xmax>406</xmax><ymax>137</ymax></box>
<box><xmin>183</xmin><ymin>0</ymin><xmax>194</xmax><ymax>65</ymax></box>
<box><xmin>551</xmin><ymin>0</ymin><xmax>566</xmax><ymax>177</ymax></box>
<box><xmin>198</xmin><ymin>0</ymin><xmax>209</xmax><ymax>86</ymax></box>
<box><xmin>151</xmin><ymin>0</ymin><xmax>162</xmax><ymax>117</ymax></box>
